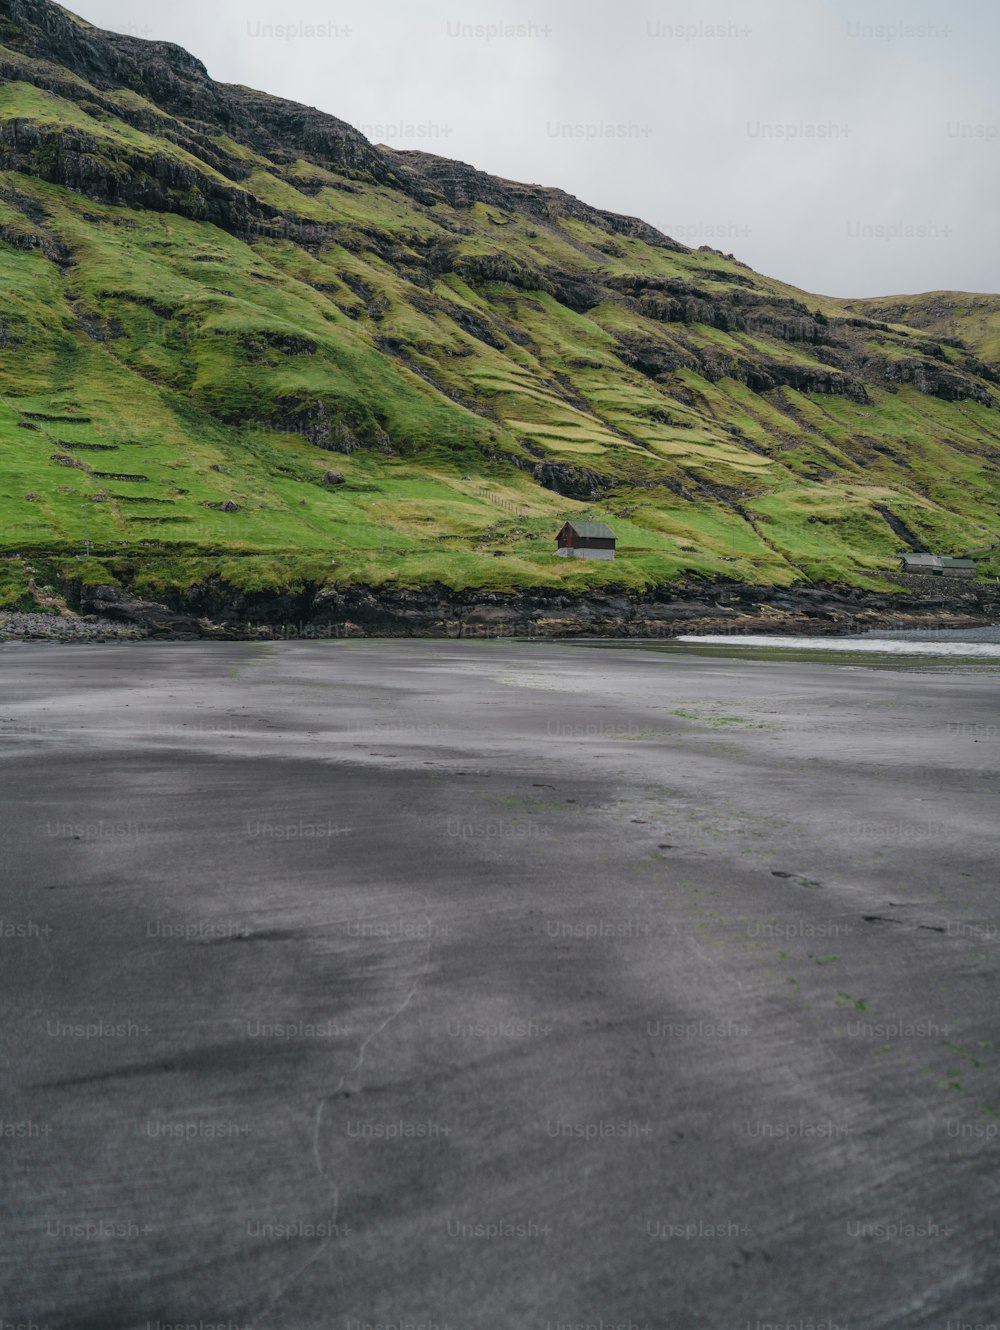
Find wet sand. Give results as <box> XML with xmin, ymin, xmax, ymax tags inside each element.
<box><xmin>1</xmin><ymin>639</ymin><xmax>998</xmax><ymax>1329</ymax></box>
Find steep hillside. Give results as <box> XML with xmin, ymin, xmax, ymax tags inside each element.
<box><xmin>1</xmin><ymin>0</ymin><xmax>1000</xmax><ymax>619</ymax></box>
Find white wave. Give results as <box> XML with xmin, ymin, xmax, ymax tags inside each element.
<box><xmin>676</xmin><ymin>634</ymin><xmax>1000</xmax><ymax>658</ymax></box>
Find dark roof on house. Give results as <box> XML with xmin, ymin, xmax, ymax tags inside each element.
<box><xmin>561</xmin><ymin>521</ymin><xmax>616</xmax><ymax>540</ymax></box>
<box><xmin>900</xmin><ymin>553</ymin><xmax>976</xmax><ymax>568</ymax></box>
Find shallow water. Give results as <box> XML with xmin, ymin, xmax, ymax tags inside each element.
<box><xmin>676</xmin><ymin>631</ymin><xmax>1000</xmax><ymax>659</ymax></box>
<box><xmin>576</xmin><ymin>627</ymin><xmax>1000</xmax><ymax>673</ymax></box>
<box><xmin>859</xmin><ymin>625</ymin><xmax>1000</xmax><ymax>644</ymax></box>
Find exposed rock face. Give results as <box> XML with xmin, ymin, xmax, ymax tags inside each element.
<box><xmin>77</xmin><ymin>584</ymin><xmax>204</xmax><ymax>637</ymax></box>
<box><xmin>605</xmin><ymin>276</ymin><xmax>989</xmax><ymax>404</ymax></box>
<box><xmin>526</xmin><ymin>460</ymin><xmax>607</xmax><ymax>501</ymax></box>
<box><xmin>878</xmin><ymin>356</ymin><xmax>994</xmax><ymax>405</ymax></box>
<box><xmin>0</xmin><ymin>117</ymin><xmax>276</xmax><ymax>232</ymax></box>
<box><xmin>0</xmin><ymin>0</ymin><xmax>393</xmax><ymax>185</ymax></box>
<box><xmin>379</xmin><ymin>150</ymin><xmax>686</xmax><ymax>250</ymax></box>
<box><xmin>51</xmin><ymin>570</ymin><xmax>1000</xmax><ymax>641</ymax></box>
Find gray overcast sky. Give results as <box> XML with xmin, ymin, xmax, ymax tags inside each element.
<box><xmin>67</xmin><ymin>0</ymin><xmax>998</xmax><ymax>298</ymax></box>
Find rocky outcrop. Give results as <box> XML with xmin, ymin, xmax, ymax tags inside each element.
<box><xmin>452</xmin><ymin>252</ymin><xmax>548</xmax><ymax>292</ymax></box>
<box><xmin>381</xmin><ymin>149</ymin><xmax>686</xmax><ymax>250</ymax></box>
<box><xmin>0</xmin><ymin>0</ymin><xmax>398</xmax><ymax>187</ymax></box>
<box><xmin>49</xmin><ymin>568</ymin><xmax>1000</xmax><ymax>641</ymax></box>
<box><xmin>876</xmin><ymin>355</ymin><xmax>994</xmax><ymax>406</ymax></box>
<box><xmin>528</xmin><ymin>461</ymin><xmax>607</xmax><ymax>500</ymax></box>
<box><xmin>203</xmin><ymin>392</ymin><xmax>394</xmax><ymax>455</ymax></box>
<box><xmin>0</xmin><ymin>610</ymin><xmax>146</xmax><ymax>640</ymax></box>
<box><xmin>76</xmin><ymin>584</ymin><xmax>206</xmax><ymax>638</ymax></box>
<box><xmin>0</xmin><ymin>119</ymin><xmax>274</xmax><ymax>230</ymax></box>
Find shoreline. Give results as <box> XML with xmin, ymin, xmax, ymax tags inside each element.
<box><xmin>2</xmin><ymin>609</ymin><xmax>995</xmax><ymax>643</ymax></box>
<box><xmin>2</xmin><ymin>571</ymin><xmax>997</xmax><ymax>642</ymax></box>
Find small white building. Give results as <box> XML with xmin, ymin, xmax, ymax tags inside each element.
<box><xmin>899</xmin><ymin>554</ymin><xmax>976</xmax><ymax>579</ymax></box>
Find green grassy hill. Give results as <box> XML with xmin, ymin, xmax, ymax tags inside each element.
<box><xmin>2</xmin><ymin>0</ymin><xmax>1000</xmax><ymax>612</ymax></box>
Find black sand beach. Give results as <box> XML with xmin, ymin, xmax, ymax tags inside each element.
<box><xmin>1</xmin><ymin>639</ymin><xmax>998</xmax><ymax>1328</ymax></box>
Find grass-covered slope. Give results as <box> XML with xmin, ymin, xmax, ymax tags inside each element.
<box><xmin>839</xmin><ymin>292</ymin><xmax>1000</xmax><ymax>370</ymax></box>
<box><xmin>2</xmin><ymin>0</ymin><xmax>1000</xmax><ymax>609</ymax></box>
